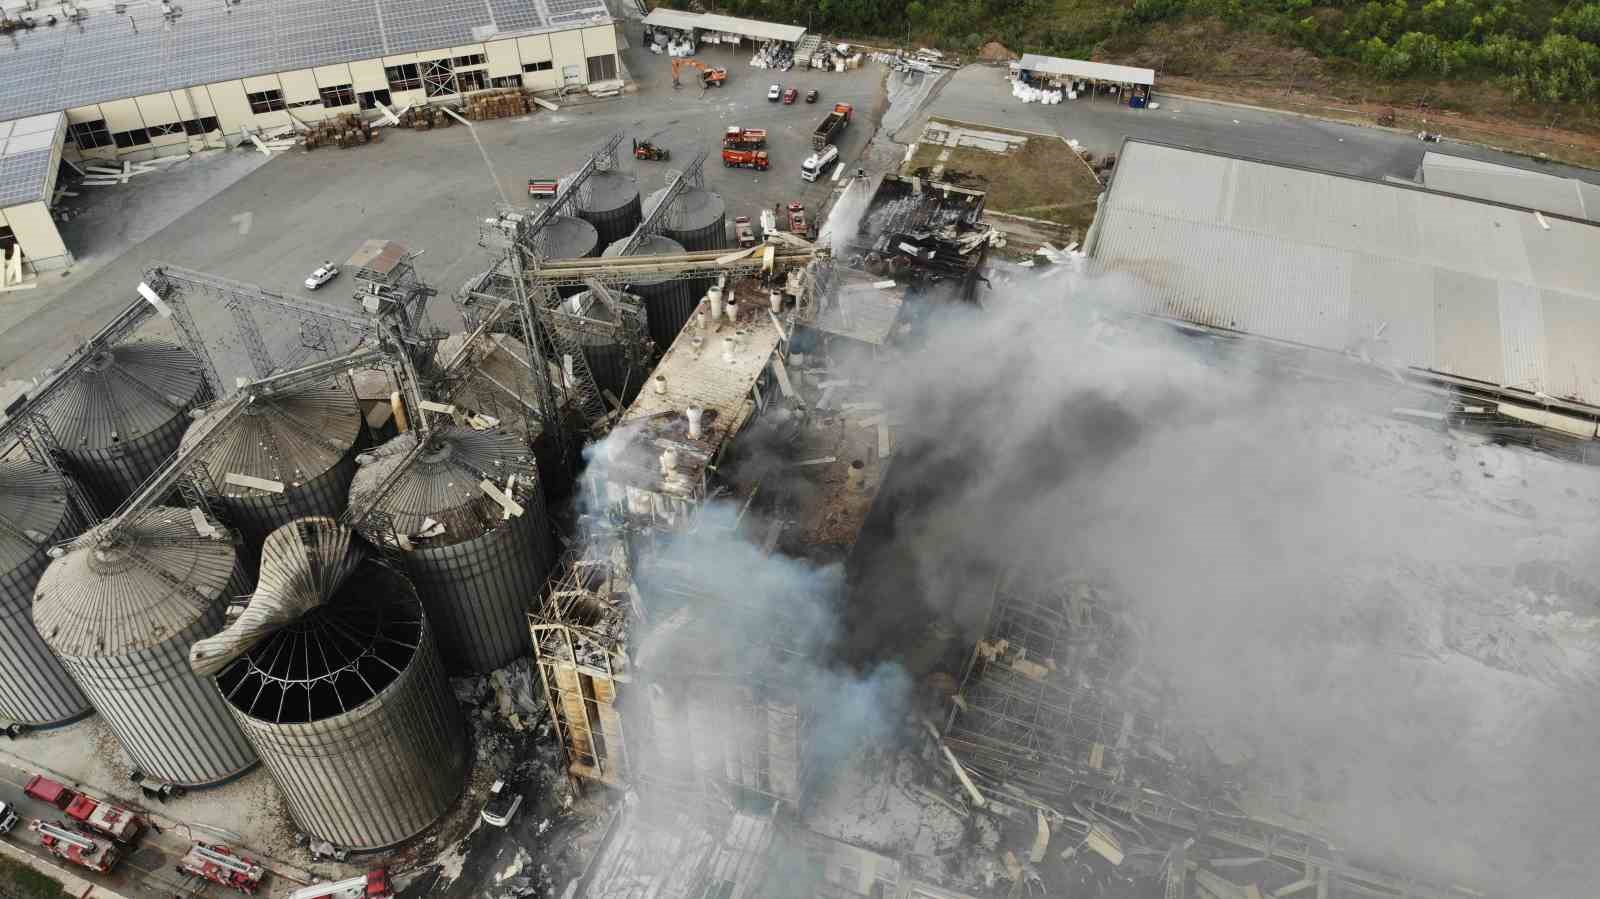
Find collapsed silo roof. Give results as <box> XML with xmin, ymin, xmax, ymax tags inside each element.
<box><xmin>179</xmin><ymin>377</ymin><xmax>363</xmax><ymax>497</ymax></box>
<box><xmin>0</xmin><ymin>460</ymin><xmax>74</xmax><ymax>574</ymax></box>
<box><xmin>43</xmin><ymin>342</ymin><xmax>208</xmax><ymax>447</ymax></box>
<box><xmin>33</xmin><ymin>507</ymin><xmax>239</xmax><ymax>658</ymax></box>
<box><xmin>347</xmin><ymin>427</ymin><xmax>531</xmax><ymax>547</ymax></box>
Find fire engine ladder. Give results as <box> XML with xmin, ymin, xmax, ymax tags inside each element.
<box><xmin>35</xmin><ymin>821</ymin><xmax>96</xmax><ymax>851</ymax></box>
<box><xmin>193</xmin><ymin>843</ymin><xmax>257</xmax><ymax>877</ymax></box>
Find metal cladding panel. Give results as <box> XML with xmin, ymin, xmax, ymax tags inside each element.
<box><xmin>62</xmin><ymin>406</ymin><xmax>197</xmax><ymax>518</ymax></box>
<box><xmin>228</xmin><ymin>598</ymin><xmax>467</xmax><ymax>848</ymax></box>
<box><xmin>646</xmin><ymin>187</ymin><xmax>729</xmax><ymax>252</ymax></box>
<box><xmin>213</xmin><ymin>445</ymin><xmax>362</xmax><ymax>556</ymax></box>
<box><xmin>406</xmin><ymin>509</ymin><xmax>551</xmax><ymax>674</ymax></box>
<box><xmin>603</xmin><ymin>235</ymin><xmax>697</xmax><ymax>352</ymax></box>
<box><xmin>539</xmin><ymin>215</ymin><xmax>600</xmax><ymax>260</ymax></box>
<box><xmin>577</xmin><ymin>171</ymin><xmax>643</xmax><ymax>248</ymax></box>
<box><xmin>59</xmin><ymin>591</ymin><xmax>257</xmax><ymax>786</ymax></box>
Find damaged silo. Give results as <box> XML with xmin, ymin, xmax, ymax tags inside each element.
<box><xmin>32</xmin><ymin>507</ymin><xmax>256</xmax><ymax>787</ymax></box>
<box><xmin>347</xmin><ymin>427</ymin><xmax>555</xmax><ymax>674</ymax></box>
<box><xmin>0</xmin><ymin>460</ymin><xmax>91</xmax><ymax>728</ymax></box>
<box><xmin>193</xmin><ymin>518</ymin><xmax>468</xmax><ymax>849</ymax></box>
<box><xmin>550</xmin><ymin>288</ymin><xmax>652</xmax><ymax>407</ymax></box>
<box><xmin>179</xmin><ymin>375</ymin><xmax>366</xmax><ymax>554</ymax></box>
<box><xmin>433</xmin><ymin>332</ymin><xmax>569</xmax><ymax>498</ymax></box>
<box><xmin>42</xmin><ymin>342</ymin><xmax>211</xmax><ymax>515</ymax></box>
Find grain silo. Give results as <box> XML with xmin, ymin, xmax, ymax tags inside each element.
<box><xmin>646</xmin><ymin>186</ymin><xmax>728</xmax><ymax>252</ymax></box>
<box><xmin>195</xmin><ymin>519</ymin><xmax>467</xmax><ymax>849</ymax></box>
<box><xmin>551</xmin><ymin>289</ymin><xmax>652</xmax><ymax>406</ymax></box>
<box><xmin>432</xmin><ymin>332</ymin><xmax>568</xmax><ymax>498</ymax></box>
<box><xmin>0</xmin><ymin>460</ymin><xmax>92</xmax><ymax>728</ymax></box>
<box><xmin>179</xmin><ymin>376</ymin><xmax>365</xmax><ymax>554</ymax></box>
<box><xmin>535</xmin><ymin>216</ymin><xmax>602</xmax><ymax>300</ymax></box>
<box><xmin>576</xmin><ymin>170</ymin><xmax>643</xmax><ymax>248</ymax></box>
<box><xmin>602</xmin><ymin>235</ymin><xmax>698</xmax><ymax>356</ymax></box>
<box><xmin>347</xmin><ymin>427</ymin><xmax>555</xmax><ymax>674</ymax></box>
<box><xmin>32</xmin><ymin>507</ymin><xmax>256</xmax><ymax>787</ymax></box>
<box><xmin>42</xmin><ymin>342</ymin><xmax>211</xmax><ymax>516</ymax></box>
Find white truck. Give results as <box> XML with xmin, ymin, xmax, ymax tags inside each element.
<box><xmin>800</xmin><ymin>144</ymin><xmax>839</xmax><ymax>182</ymax></box>
<box><xmin>0</xmin><ymin>800</ymin><xmax>17</xmax><ymax>835</ymax></box>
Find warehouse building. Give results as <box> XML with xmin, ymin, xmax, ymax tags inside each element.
<box><xmin>1416</xmin><ymin>151</ymin><xmax>1600</xmax><ymax>224</ymax></box>
<box><xmin>1089</xmin><ymin>139</ymin><xmax>1600</xmax><ymax>431</ymax></box>
<box><xmin>0</xmin><ymin>0</ymin><xmax>620</xmax><ymax>271</ymax></box>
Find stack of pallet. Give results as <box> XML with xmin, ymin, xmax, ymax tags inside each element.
<box><xmin>399</xmin><ymin>105</ymin><xmax>455</xmax><ymax>130</ymax></box>
<box><xmin>463</xmin><ymin>89</ymin><xmax>533</xmax><ymax>121</ymax></box>
<box><xmin>303</xmin><ymin>113</ymin><xmax>380</xmax><ymax>150</ymax></box>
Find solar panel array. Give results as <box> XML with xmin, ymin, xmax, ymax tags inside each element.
<box><xmin>0</xmin><ymin>113</ymin><xmax>62</xmax><ymax>208</ymax></box>
<box><xmin>0</xmin><ymin>0</ymin><xmax>608</xmax><ymax>123</ymax></box>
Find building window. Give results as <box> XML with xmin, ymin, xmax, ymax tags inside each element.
<box><xmin>358</xmin><ymin>89</ymin><xmax>392</xmax><ymax>110</ymax></box>
<box><xmin>587</xmin><ymin>54</ymin><xmax>617</xmax><ymax>82</ymax></box>
<box><xmin>453</xmin><ymin>53</ymin><xmax>486</xmax><ymax>67</ymax></box>
<box><xmin>420</xmin><ymin>58</ymin><xmax>456</xmax><ymax>97</ymax></box>
<box><xmin>522</xmin><ymin>60</ymin><xmax>553</xmax><ymax>73</ymax></box>
<box><xmin>247</xmin><ymin>89</ymin><xmax>285</xmax><ymax>114</ymax></box>
<box><xmin>147</xmin><ymin>122</ymin><xmax>185</xmax><ymax>137</ymax></box>
<box><xmin>182</xmin><ymin>116</ymin><xmax>220</xmax><ymax>135</ymax></box>
<box><xmin>457</xmin><ymin>69</ymin><xmax>488</xmax><ymax>93</ymax></box>
<box><xmin>286</xmin><ymin>98</ymin><xmax>320</xmax><ymax>109</ymax></box>
<box><xmin>0</xmin><ymin>226</ymin><xmax>15</xmax><ymax>254</ymax></box>
<box><xmin>490</xmin><ymin>74</ymin><xmax>523</xmax><ymax>88</ymax></box>
<box><xmin>385</xmin><ymin>63</ymin><xmax>421</xmax><ymax>92</ymax></box>
<box><xmin>112</xmin><ymin>128</ymin><xmax>151</xmax><ymax>148</ymax></box>
<box><xmin>319</xmin><ymin>84</ymin><xmax>356</xmax><ymax>107</ymax></box>
<box><xmin>71</xmin><ymin>119</ymin><xmax>113</xmax><ymax>149</ymax></box>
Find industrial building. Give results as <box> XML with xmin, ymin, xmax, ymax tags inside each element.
<box><xmin>1415</xmin><ymin>151</ymin><xmax>1600</xmax><ymax>223</ymax></box>
<box><xmin>639</xmin><ymin>9</ymin><xmax>807</xmax><ymax>51</ymax></box>
<box><xmin>0</xmin><ymin>0</ymin><xmax>620</xmax><ymax>269</ymax></box>
<box><xmin>1090</xmin><ymin>140</ymin><xmax>1600</xmax><ymax>438</ymax></box>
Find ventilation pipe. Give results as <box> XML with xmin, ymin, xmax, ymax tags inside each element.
<box><xmin>722</xmin><ymin>337</ymin><xmax>736</xmax><ymax>364</ymax></box>
<box><xmin>708</xmin><ymin>287</ymin><xmax>724</xmax><ymax>322</ymax></box>
<box><xmin>846</xmin><ymin>459</ymin><xmax>866</xmax><ymax>492</ymax></box>
<box><xmin>686</xmin><ymin>406</ymin><xmax>703</xmax><ymax>439</ymax></box>
<box><xmin>653</xmin><ymin>374</ymin><xmax>667</xmax><ymax>396</ymax></box>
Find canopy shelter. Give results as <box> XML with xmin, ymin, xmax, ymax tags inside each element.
<box><xmin>1017</xmin><ymin>53</ymin><xmax>1155</xmax><ymax>106</ymax></box>
<box><xmin>642</xmin><ymin>9</ymin><xmax>805</xmax><ymax>45</ymax></box>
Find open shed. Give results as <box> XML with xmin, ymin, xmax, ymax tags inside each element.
<box><xmin>1016</xmin><ymin>53</ymin><xmax>1154</xmax><ymax>106</ymax></box>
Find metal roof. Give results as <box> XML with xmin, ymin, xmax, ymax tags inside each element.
<box><xmin>0</xmin><ymin>0</ymin><xmax>612</xmax><ymax>124</ymax></box>
<box><xmin>641</xmin><ymin>9</ymin><xmax>805</xmax><ymax>43</ymax></box>
<box><xmin>1420</xmin><ymin>152</ymin><xmax>1600</xmax><ymax>223</ymax></box>
<box><xmin>42</xmin><ymin>341</ymin><xmax>209</xmax><ymax>448</ymax></box>
<box><xmin>179</xmin><ymin>377</ymin><xmax>361</xmax><ymax>496</ymax></box>
<box><xmin>348</xmin><ymin>426</ymin><xmax>532</xmax><ymax>545</ymax></box>
<box><xmin>1092</xmin><ymin>140</ymin><xmax>1600</xmax><ymax>408</ymax></box>
<box><xmin>0</xmin><ymin>112</ymin><xmax>62</xmax><ymax>209</ymax></box>
<box><xmin>32</xmin><ymin>506</ymin><xmax>240</xmax><ymax>658</ymax></box>
<box><xmin>0</xmin><ymin>459</ymin><xmax>73</xmax><ymax>573</ymax></box>
<box><xmin>1018</xmin><ymin>53</ymin><xmax>1154</xmax><ymax>86</ymax></box>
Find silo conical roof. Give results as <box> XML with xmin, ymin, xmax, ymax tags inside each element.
<box><xmin>348</xmin><ymin>427</ymin><xmax>530</xmax><ymax>546</ymax></box>
<box><xmin>179</xmin><ymin>378</ymin><xmax>362</xmax><ymax>496</ymax></box>
<box><xmin>0</xmin><ymin>460</ymin><xmax>74</xmax><ymax>574</ymax></box>
<box><xmin>44</xmin><ymin>343</ymin><xmax>207</xmax><ymax>449</ymax></box>
<box><xmin>33</xmin><ymin>508</ymin><xmax>239</xmax><ymax>658</ymax></box>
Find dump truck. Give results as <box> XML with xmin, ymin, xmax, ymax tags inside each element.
<box><xmin>812</xmin><ymin>102</ymin><xmax>853</xmax><ymax>151</ymax></box>
<box><xmin>26</xmin><ymin>775</ymin><xmax>143</xmax><ymax>844</ymax></box>
<box><xmin>722</xmin><ymin>127</ymin><xmax>768</xmax><ymax>150</ymax></box>
<box><xmin>287</xmin><ymin>868</ymin><xmax>394</xmax><ymax>899</ymax></box>
<box><xmin>178</xmin><ymin>841</ymin><xmax>267</xmax><ymax>894</ymax></box>
<box><xmin>31</xmin><ymin>819</ymin><xmax>120</xmax><ymax>874</ymax></box>
<box><xmin>721</xmin><ymin>147</ymin><xmax>769</xmax><ymax>170</ymax></box>
<box><xmin>787</xmin><ymin>202</ymin><xmax>814</xmax><ymax>240</ymax></box>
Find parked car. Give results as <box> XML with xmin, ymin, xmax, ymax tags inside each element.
<box><xmin>304</xmin><ymin>262</ymin><xmax>339</xmax><ymax>290</ymax></box>
<box><xmin>782</xmin><ymin>88</ymin><xmax>798</xmax><ymax>104</ymax></box>
<box><xmin>481</xmin><ymin>780</ymin><xmax>521</xmax><ymax>828</ymax></box>
<box><xmin>767</xmin><ymin>83</ymin><xmax>782</xmax><ymax>102</ymax></box>
<box><xmin>804</xmin><ymin>89</ymin><xmax>819</xmax><ymax>103</ymax></box>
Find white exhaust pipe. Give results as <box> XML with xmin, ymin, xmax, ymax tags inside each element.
<box><xmin>769</xmin><ymin>290</ymin><xmax>782</xmax><ymax>313</ymax></box>
<box><xmin>708</xmin><ymin>287</ymin><xmax>724</xmax><ymax>322</ymax></box>
<box><xmin>846</xmin><ymin>459</ymin><xmax>866</xmax><ymax>491</ymax></box>
<box><xmin>660</xmin><ymin>448</ymin><xmax>678</xmax><ymax>477</ymax></box>
<box><xmin>653</xmin><ymin>374</ymin><xmax>667</xmax><ymax>395</ymax></box>
<box><xmin>722</xmin><ymin>337</ymin><xmax>736</xmax><ymax>364</ymax></box>
<box><xmin>686</xmin><ymin>406</ymin><xmax>703</xmax><ymax>439</ymax></box>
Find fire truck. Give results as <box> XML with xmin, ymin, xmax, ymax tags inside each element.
<box><xmin>287</xmin><ymin>868</ymin><xmax>395</xmax><ymax>899</ymax></box>
<box><xmin>786</xmin><ymin>202</ymin><xmax>814</xmax><ymax>240</ymax></box>
<box><xmin>721</xmin><ymin>147</ymin><xmax>769</xmax><ymax>170</ymax></box>
<box><xmin>30</xmin><ymin>819</ymin><xmax>121</xmax><ymax>873</ymax></box>
<box><xmin>177</xmin><ymin>841</ymin><xmax>267</xmax><ymax>894</ymax></box>
<box><xmin>722</xmin><ymin>127</ymin><xmax>768</xmax><ymax>150</ymax></box>
<box><xmin>25</xmin><ymin>774</ymin><xmax>144</xmax><ymax>844</ymax></box>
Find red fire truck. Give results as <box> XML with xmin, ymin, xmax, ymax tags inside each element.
<box><xmin>30</xmin><ymin>819</ymin><xmax>121</xmax><ymax>874</ymax></box>
<box><xmin>25</xmin><ymin>774</ymin><xmax>144</xmax><ymax>844</ymax></box>
<box><xmin>177</xmin><ymin>841</ymin><xmax>267</xmax><ymax>894</ymax></box>
<box><xmin>287</xmin><ymin>868</ymin><xmax>394</xmax><ymax>899</ymax></box>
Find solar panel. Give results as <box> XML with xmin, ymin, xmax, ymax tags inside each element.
<box><xmin>0</xmin><ymin>149</ymin><xmax>53</xmax><ymax>208</ymax></box>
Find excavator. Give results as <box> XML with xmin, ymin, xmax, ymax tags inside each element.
<box><xmin>670</xmin><ymin>58</ymin><xmax>728</xmax><ymax>89</ymax></box>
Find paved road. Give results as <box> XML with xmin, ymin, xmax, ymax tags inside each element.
<box><xmin>909</xmin><ymin>64</ymin><xmax>1600</xmax><ymax>184</ymax></box>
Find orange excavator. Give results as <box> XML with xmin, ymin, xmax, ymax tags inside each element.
<box><xmin>671</xmin><ymin>58</ymin><xmax>728</xmax><ymax>89</ymax></box>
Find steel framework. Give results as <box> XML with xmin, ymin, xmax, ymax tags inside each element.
<box><xmin>614</xmin><ymin>150</ymin><xmax>708</xmax><ymax>257</ymax></box>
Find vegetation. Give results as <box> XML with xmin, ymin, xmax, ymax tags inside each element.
<box><xmin>0</xmin><ymin>854</ymin><xmax>70</xmax><ymax>899</ymax></box>
<box><xmin>658</xmin><ymin>0</ymin><xmax>1600</xmax><ymax>108</ymax></box>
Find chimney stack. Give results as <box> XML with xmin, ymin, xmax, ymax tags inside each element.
<box><xmin>653</xmin><ymin>374</ymin><xmax>667</xmax><ymax>396</ymax></box>
<box><xmin>708</xmin><ymin>287</ymin><xmax>724</xmax><ymax>323</ymax></box>
<box><xmin>846</xmin><ymin>459</ymin><xmax>866</xmax><ymax>492</ymax></box>
<box><xmin>686</xmin><ymin>406</ymin><xmax>703</xmax><ymax>439</ymax></box>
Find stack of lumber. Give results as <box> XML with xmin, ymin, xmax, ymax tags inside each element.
<box><xmin>463</xmin><ymin>89</ymin><xmax>534</xmax><ymax>120</ymax></box>
<box><xmin>399</xmin><ymin>105</ymin><xmax>455</xmax><ymax>130</ymax></box>
<box><xmin>303</xmin><ymin>113</ymin><xmax>379</xmax><ymax>150</ymax></box>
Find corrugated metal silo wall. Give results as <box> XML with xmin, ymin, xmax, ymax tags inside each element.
<box><xmin>64</xmin><ymin>410</ymin><xmax>201</xmax><ymax>518</ymax></box>
<box><xmin>662</xmin><ymin>193</ymin><xmax>727</xmax><ymax>350</ymax></box>
<box><xmin>637</xmin><ymin>281</ymin><xmax>702</xmax><ymax>355</ymax></box>
<box><xmin>404</xmin><ymin>506</ymin><xmax>554</xmax><ymax>675</ymax></box>
<box><xmin>577</xmin><ymin>174</ymin><xmax>643</xmax><ymax>248</ymax></box>
<box><xmin>214</xmin><ymin>445</ymin><xmax>364</xmax><ymax>560</ymax></box>
<box><xmin>0</xmin><ymin>512</ymin><xmax>92</xmax><ymax>726</ymax></box>
<box><xmin>232</xmin><ymin>616</ymin><xmax>468</xmax><ymax>849</ymax></box>
<box><xmin>57</xmin><ymin>570</ymin><xmax>258</xmax><ymax>786</ymax></box>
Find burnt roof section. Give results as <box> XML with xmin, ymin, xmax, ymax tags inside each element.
<box><xmin>0</xmin><ymin>459</ymin><xmax>73</xmax><ymax>574</ymax></box>
<box><xmin>347</xmin><ymin>426</ymin><xmax>533</xmax><ymax>545</ymax></box>
<box><xmin>33</xmin><ymin>506</ymin><xmax>239</xmax><ymax>657</ymax></box>
<box><xmin>346</xmin><ymin>240</ymin><xmax>408</xmax><ymax>277</ymax></box>
<box><xmin>41</xmin><ymin>341</ymin><xmax>208</xmax><ymax>447</ymax></box>
<box><xmin>179</xmin><ymin>377</ymin><xmax>362</xmax><ymax>497</ymax></box>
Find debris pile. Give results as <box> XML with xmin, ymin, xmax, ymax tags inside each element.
<box><xmin>398</xmin><ymin>105</ymin><xmax>457</xmax><ymax>130</ymax></box>
<box><xmin>463</xmin><ymin>89</ymin><xmax>535</xmax><ymax>121</ymax></box>
<box><xmin>302</xmin><ymin>113</ymin><xmax>379</xmax><ymax>150</ymax></box>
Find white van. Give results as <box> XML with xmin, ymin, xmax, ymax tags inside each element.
<box><xmin>801</xmin><ymin>144</ymin><xmax>839</xmax><ymax>182</ymax></box>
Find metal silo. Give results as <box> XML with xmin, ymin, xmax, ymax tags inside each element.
<box><xmin>603</xmin><ymin>235</ymin><xmax>698</xmax><ymax>356</ymax></box>
<box><xmin>647</xmin><ymin>186</ymin><xmax>729</xmax><ymax>252</ymax></box>
<box><xmin>536</xmin><ymin>215</ymin><xmax>601</xmax><ymax>300</ymax></box>
<box><xmin>432</xmin><ymin>332</ymin><xmax>568</xmax><ymax>498</ymax></box>
<box><xmin>576</xmin><ymin>170</ymin><xmax>643</xmax><ymax>248</ymax></box>
<box><xmin>198</xmin><ymin>519</ymin><xmax>467</xmax><ymax>850</ymax></box>
<box><xmin>0</xmin><ymin>460</ymin><xmax>92</xmax><ymax>728</ymax></box>
<box><xmin>179</xmin><ymin>376</ymin><xmax>365</xmax><ymax>555</ymax></box>
<box><xmin>551</xmin><ymin>289</ymin><xmax>651</xmax><ymax>406</ymax></box>
<box><xmin>42</xmin><ymin>341</ymin><xmax>211</xmax><ymax>516</ymax></box>
<box><xmin>347</xmin><ymin>427</ymin><xmax>555</xmax><ymax>674</ymax></box>
<box><xmin>32</xmin><ymin>507</ymin><xmax>256</xmax><ymax>787</ymax></box>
